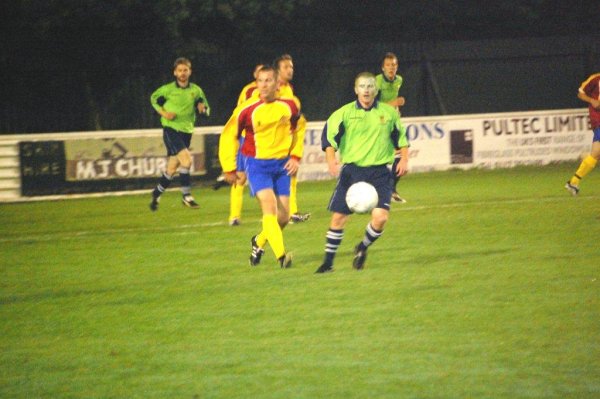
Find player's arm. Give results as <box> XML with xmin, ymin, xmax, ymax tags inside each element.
<box><xmin>392</xmin><ymin>116</ymin><xmax>409</xmax><ymax>176</ymax></box>
<box><xmin>388</xmin><ymin>97</ymin><xmax>405</xmax><ymax>108</ymax></box>
<box><xmin>285</xmin><ymin>98</ymin><xmax>303</xmax><ymax>176</ymax></box>
<box><xmin>218</xmin><ymin>109</ymin><xmax>243</xmax><ymax>183</ymax></box>
<box><xmin>578</xmin><ymin>89</ymin><xmax>600</xmax><ymax>110</ymax></box>
<box><xmin>290</xmin><ymin>114</ymin><xmax>306</xmax><ymax>158</ymax></box>
<box><xmin>324</xmin><ymin>146</ymin><xmax>339</xmax><ymax>177</ymax></box>
<box><xmin>150</xmin><ymin>85</ymin><xmax>176</xmax><ymax>120</ymax></box>
<box><xmin>195</xmin><ymin>87</ymin><xmax>210</xmax><ymax>116</ymax></box>
<box><xmin>391</xmin><ymin>81</ymin><xmax>405</xmax><ymax>108</ymax></box>
<box><xmin>322</xmin><ymin>110</ymin><xmax>345</xmax><ymax>177</ymax></box>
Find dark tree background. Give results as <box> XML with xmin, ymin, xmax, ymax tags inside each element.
<box><xmin>1</xmin><ymin>0</ymin><xmax>599</xmax><ymax>133</ymax></box>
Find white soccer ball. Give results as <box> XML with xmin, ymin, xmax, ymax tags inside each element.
<box><xmin>346</xmin><ymin>182</ymin><xmax>378</xmax><ymax>214</ymax></box>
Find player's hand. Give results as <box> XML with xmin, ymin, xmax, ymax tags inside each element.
<box><xmin>163</xmin><ymin>111</ymin><xmax>176</xmax><ymax>120</ymax></box>
<box><xmin>395</xmin><ymin>158</ymin><xmax>408</xmax><ymax>177</ymax></box>
<box><xmin>284</xmin><ymin>157</ymin><xmax>299</xmax><ymax>176</ymax></box>
<box><xmin>197</xmin><ymin>103</ymin><xmax>207</xmax><ymax>114</ymax></box>
<box><xmin>592</xmin><ymin>99</ymin><xmax>600</xmax><ymax>111</ymax></box>
<box><xmin>327</xmin><ymin>159</ymin><xmax>340</xmax><ymax>177</ymax></box>
<box><xmin>224</xmin><ymin>171</ymin><xmax>239</xmax><ymax>185</ymax></box>
<box><xmin>394</xmin><ymin>96</ymin><xmax>406</xmax><ymax>107</ymax></box>
<box><xmin>235</xmin><ymin>171</ymin><xmax>247</xmax><ymax>186</ymax></box>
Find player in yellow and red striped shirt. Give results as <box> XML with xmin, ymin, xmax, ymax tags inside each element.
<box><xmin>219</xmin><ymin>66</ymin><xmax>301</xmax><ymax>268</ymax></box>
<box><xmin>566</xmin><ymin>72</ymin><xmax>600</xmax><ymax>195</ymax></box>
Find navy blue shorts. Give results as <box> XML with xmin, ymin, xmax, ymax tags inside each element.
<box><xmin>328</xmin><ymin>164</ymin><xmax>393</xmax><ymax>214</ymax></box>
<box><xmin>163</xmin><ymin>127</ymin><xmax>192</xmax><ymax>156</ymax></box>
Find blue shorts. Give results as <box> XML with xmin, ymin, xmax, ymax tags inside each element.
<box><xmin>593</xmin><ymin>126</ymin><xmax>600</xmax><ymax>142</ymax></box>
<box><xmin>237</xmin><ymin>137</ymin><xmax>247</xmax><ymax>171</ymax></box>
<box><xmin>246</xmin><ymin>157</ymin><xmax>291</xmax><ymax>197</ymax></box>
<box><xmin>328</xmin><ymin>164</ymin><xmax>393</xmax><ymax>214</ymax></box>
<box><xmin>163</xmin><ymin>127</ymin><xmax>192</xmax><ymax>156</ymax></box>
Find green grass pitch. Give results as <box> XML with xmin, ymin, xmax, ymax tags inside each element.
<box><xmin>1</xmin><ymin>163</ymin><xmax>598</xmax><ymax>398</ymax></box>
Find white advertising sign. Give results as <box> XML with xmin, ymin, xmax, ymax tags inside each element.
<box><xmin>297</xmin><ymin>109</ymin><xmax>590</xmax><ymax>181</ymax></box>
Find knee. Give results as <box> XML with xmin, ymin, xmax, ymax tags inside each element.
<box><xmin>180</xmin><ymin>159</ymin><xmax>192</xmax><ymax>169</ymax></box>
<box><xmin>278</xmin><ymin>214</ymin><xmax>289</xmax><ymax>229</ymax></box>
<box><xmin>330</xmin><ymin>213</ymin><xmax>348</xmax><ymax>230</ymax></box>
<box><xmin>371</xmin><ymin>211</ymin><xmax>389</xmax><ymax>230</ymax></box>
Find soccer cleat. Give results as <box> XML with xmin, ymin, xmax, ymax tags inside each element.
<box><xmin>249</xmin><ymin>235</ymin><xmax>265</xmax><ymax>266</ymax></box>
<box><xmin>352</xmin><ymin>245</ymin><xmax>367</xmax><ymax>270</ymax></box>
<box><xmin>391</xmin><ymin>192</ymin><xmax>407</xmax><ymax>203</ymax></box>
<box><xmin>315</xmin><ymin>262</ymin><xmax>334</xmax><ymax>274</ymax></box>
<box><xmin>149</xmin><ymin>194</ymin><xmax>160</xmax><ymax>212</ymax></box>
<box><xmin>278</xmin><ymin>253</ymin><xmax>293</xmax><ymax>269</ymax></box>
<box><xmin>213</xmin><ymin>175</ymin><xmax>228</xmax><ymax>190</ymax></box>
<box><xmin>182</xmin><ymin>195</ymin><xmax>200</xmax><ymax>209</ymax></box>
<box><xmin>289</xmin><ymin>212</ymin><xmax>311</xmax><ymax>224</ymax></box>
<box><xmin>564</xmin><ymin>181</ymin><xmax>579</xmax><ymax>196</ymax></box>
<box><xmin>229</xmin><ymin>218</ymin><xmax>241</xmax><ymax>226</ymax></box>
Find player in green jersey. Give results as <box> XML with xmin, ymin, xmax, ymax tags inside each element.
<box><xmin>315</xmin><ymin>72</ymin><xmax>409</xmax><ymax>273</ymax></box>
<box><xmin>376</xmin><ymin>52</ymin><xmax>407</xmax><ymax>203</ymax></box>
<box><xmin>149</xmin><ymin>57</ymin><xmax>210</xmax><ymax>211</ymax></box>
<box><xmin>376</xmin><ymin>52</ymin><xmax>405</xmax><ymax>109</ymax></box>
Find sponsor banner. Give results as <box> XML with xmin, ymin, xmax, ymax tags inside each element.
<box><xmin>297</xmin><ymin>109</ymin><xmax>590</xmax><ymax>181</ymax></box>
<box><xmin>17</xmin><ymin>130</ymin><xmax>224</xmax><ymax>196</ymax></box>
<box><xmin>474</xmin><ymin>110</ymin><xmax>590</xmax><ymax>168</ymax></box>
<box><xmin>296</xmin><ymin>127</ymin><xmax>330</xmax><ymax>182</ymax></box>
<box><xmin>20</xmin><ymin>141</ymin><xmax>67</xmax><ymax>196</ymax></box>
<box><xmin>12</xmin><ymin>109</ymin><xmax>592</xmax><ymax>195</ymax></box>
<box><xmin>64</xmin><ymin>136</ymin><xmax>206</xmax><ymax>181</ymax></box>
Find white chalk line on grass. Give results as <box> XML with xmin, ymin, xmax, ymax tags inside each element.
<box><xmin>1</xmin><ymin>194</ymin><xmax>596</xmax><ymax>244</ymax></box>
<box><xmin>392</xmin><ymin>194</ymin><xmax>598</xmax><ymax>212</ymax></box>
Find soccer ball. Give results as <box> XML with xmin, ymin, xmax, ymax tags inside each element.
<box><xmin>346</xmin><ymin>182</ymin><xmax>378</xmax><ymax>214</ymax></box>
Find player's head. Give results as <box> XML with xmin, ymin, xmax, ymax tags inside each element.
<box><xmin>381</xmin><ymin>52</ymin><xmax>398</xmax><ymax>80</ymax></box>
<box><xmin>173</xmin><ymin>57</ymin><xmax>192</xmax><ymax>83</ymax></box>
<box><xmin>256</xmin><ymin>65</ymin><xmax>279</xmax><ymax>101</ymax></box>
<box><xmin>252</xmin><ymin>63</ymin><xmax>265</xmax><ymax>80</ymax></box>
<box><xmin>354</xmin><ymin>72</ymin><xmax>378</xmax><ymax>106</ymax></box>
<box><xmin>274</xmin><ymin>54</ymin><xmax>294</xmax><ymax>83</ymax></box>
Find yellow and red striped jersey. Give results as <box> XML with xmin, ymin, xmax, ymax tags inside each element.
<box><xmin>579</xmin><ymin>73</ymin><xmax>600</xmax><ymax>129</ymax></box>
<box><xmin>237</xmin><ymin>81</ymin><xmax>258</xmax><ymax>106</ymax></box>
<box><xmin>219</xmin><ymin>96</ymin><xmax>302</xmax><ymax>173</ymax></box>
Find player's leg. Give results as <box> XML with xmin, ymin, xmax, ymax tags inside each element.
<box><xmin>289</xmin><ymin>174</ymin><xmax>298</xmax><ymax>215</ymax></box>
<box><xmin>247</xmin><ymin>158</ymin><xmax>291</xmax><ymax>267</ymax></box>
<box><xmin>256</xmin><ymin>188</ymin><xmax>289</xmax><ymax>267</ymax></box>
<box><xmin>229</xmin><ymin>142</ymin><xmax>247</xmax><ymax>225</ymax></box>
<box><xmin>353</xmin><ymin>208</ymin><xmax>389</xmax><ymax>270</ymax></box>
<box><xmin>229</xmin><ymin>172</ymin><xmax>246</xmax><ymax>226</ymax></box>
<box><xmin>289</xmin><ymin>174</ymin><xmax>311</xmax><ymax>223</ymax></box>
<box><xmin>315</xmin><ymin>212</ymin><xmax>350</xmax><ymax>274</ymax></box>
<box><xmin>353</xmin><ymin>165</ymin><xmax>393</xmax><ymax>270</ymax></box>
<box><xmin>316</xmin><ymin>166</ymin><xmax>352</xmax><ymax>273</ymax></box>
<box><xmin>150</xmin><ymin>128</ymin><xmax>181</xmax><ymax>211</ymax></box>
<box><xmin>175</xmin><ymin>135</ymin><xmax>198</xmax><ymax>208</ymax></box>
<box><xmin>391</xmin><ymin>155</ymin><xmax>406</xmax><ymax>203</ymax></box>
<box><xmin>566</xmin><ymin>128</ymin><xmax>600</xmax><ymax>195</ymax></box>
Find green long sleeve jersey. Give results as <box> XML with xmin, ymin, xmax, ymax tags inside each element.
<box><xmin>321</xmin><ymin>100</ymin><xmax>408</xmax><ymax>167</ymax></box>
<box><xmin>375</xmin><ymin>74</ymin><xmax>403</xmax><ymax>103</ymax></box>
<box><xmin>150</xmin><ymin>81</ymin><xmax>210</xmax><ymax>133</ymax></box>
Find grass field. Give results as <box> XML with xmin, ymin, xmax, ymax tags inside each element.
<box><xmin>1</xmin><ymin>163</ymin><xmax>599</xmax><ymax>398</ymax></box>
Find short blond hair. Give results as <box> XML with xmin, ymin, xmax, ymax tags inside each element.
<box><xmin>173</xmin><ymin>57</ymin><xmax>192</xmax><ymax>69</ymax></box>
<box><xmin>354</xmin><ymin>72</ymin><xmax>376</xmax><ymax>85</ymax></box>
